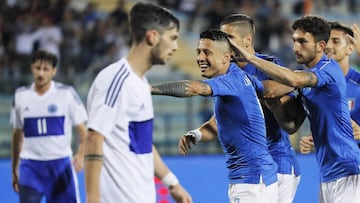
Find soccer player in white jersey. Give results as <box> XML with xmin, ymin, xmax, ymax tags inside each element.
<box><xmin>11</xmin><ymin>50</ymin><xmax>88</xmax><ymax>203</ymax></box>
<box><xmin>84</xmin><ymin>2</ymin><xmax>192</xmax><ymax>203</ymax></box>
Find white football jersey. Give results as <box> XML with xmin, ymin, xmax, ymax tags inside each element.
<box><xmin>11</xmin><ymin>81</ymin><xmax>88</xmax><ymax>160</ymax></box>
<box><xmin>87</xmin><ymin>58</ymin><xmax>155</xmax><ymax>203</ymax></box>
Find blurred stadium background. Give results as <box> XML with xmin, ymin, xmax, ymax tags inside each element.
<box><xmin>0</xmin><ymin>0</ymin><xmax>359</xmax><ymax>202</ymax></box>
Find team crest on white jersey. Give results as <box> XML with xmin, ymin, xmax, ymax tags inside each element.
<box><xmin>48</xmin><ymin>104</ymin><xmax>57</xmax><ymax>114</ymax></box>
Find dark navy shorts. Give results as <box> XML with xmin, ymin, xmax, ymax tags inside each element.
<box><xmin>19</xmin><ymin>157</ymin><xmax>79</xmax><ymax>203</ymax></box>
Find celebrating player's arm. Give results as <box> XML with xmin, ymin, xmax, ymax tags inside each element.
<box><xmin>84</xmin><ymin>128</ymin><xmax>104</xmax><ymax>203</ymax></box>
<box><xmin>299</xmin><ymin>134</ymin><xmax>314</xmax><ymax>154</ymax></box>
<box><xmin>11</xmin><ymin>128</ymin><xmax>23</xmax><ymax>193</ymax></box>
<box><xmin>72</xmin><ymin>123</ymin><xmax>87</xmax><ymax>172</ymax></box>
<box><xmin>153</xmin><ymin>146</ymin><xmax>192</xmax><ymax>203</ymax></box>
<box><xmin>351</xmin><ymin>120</ymin><xmax>360</xmax><ymax>140</ymax></box>
<box><xmin>349</xmin><ymin>23</ymin><xmax>360</xmax><ymax>56</ymax></box>
<box><xmin>179</xmin><ymin>115</ymin><xmax>218</xmax><ymax>155</ymax></box>
<box><xmin>229</xmin><ymin>38</ymin><xmax>319</xmax><ymax>88</ymax></box>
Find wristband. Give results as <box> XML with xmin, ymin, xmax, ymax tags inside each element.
<box><xmin>185</xmin><ymin>129</ymin><xmax>202</xmax><ymax>142</ymax></box>
<box><xmin>161</xmin><ymin>172</ymin><xmax>179</xmax><ymax>188</ymax></box>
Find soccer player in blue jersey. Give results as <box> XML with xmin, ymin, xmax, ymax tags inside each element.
<box><xmin>152</xmin><ymin>29</ymin><xmax>279</xmax><ymax>203</ymax></box>
<box><xmin>220</xmin><ymin>14</ymin><xmax>304</xmax><ymax>203</ymax></box>
<box><xmin>11</xmin><ymin>50</ymin><xmax>87</xmax><ymax>203</ymax></box>
<box><xmin>300</xmin><ymin>22</ymin><xmax>360</xmax><ymax>152</ymax></box>
<box><xmin>230</xmin><ymin>15</ymin><xmax>360</xmax><ymax>203</ymax></box>
<box><xmin>84</xmin><ymin>2</ymin><xmax>192</xmax><ymax>203</ymax></box>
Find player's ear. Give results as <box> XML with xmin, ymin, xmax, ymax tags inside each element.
<box><xmin>146</xmin><ymin>30</ymin><xmax>160</xmax><ymax>46</ymax></box>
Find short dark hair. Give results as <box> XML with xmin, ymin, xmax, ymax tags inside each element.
<box><xmin>292</xmin><ymin>15</ymin><xmax>330</xmax><ymax>43</ymax></box>
<box><xmin>31</xmin><ymin>50</ymin><xmax>57</xmax><ymax>67</ymax></box>
<box><xmin>200</xmin><ymin>29</ymin><xmax>230</xmax><ymax>44</ymax></box>
<box><xmin>129</xmin><ymin>2</ymin><xmax>180</xmax><ymax>43</ymax></box>
<box><xmin>328</xmin><ymin>21</ymin><xmax>353</xmax><ymax>37</ymax></box>
<box><xmin>220</xmin><ymin>14</ymin><xmax>255</xmax><ymax>36</ymax></box>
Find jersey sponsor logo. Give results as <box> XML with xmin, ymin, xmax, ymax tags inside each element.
<box><xmin>48</xmin><ymin>104</ymin><xmax>57</xmax><ymax>114</ymax></box>
<box><xmin>348</xmin><ymin>98</ymin><xmax>355</xmax><ymax>111</ymax></box>
<box><xmin>23</xmin><ymin>116</ymin><xmax>65</xmax><ymax>137</ymax></box>
<box><xmin>128</xmin><ymin>119</ymin><xmax>153</xmax><ymax>154</ymax></box>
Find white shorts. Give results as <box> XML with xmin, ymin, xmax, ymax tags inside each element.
<box><xmin>277</xmin><ymin>172</ymin><xmax>301</xmax><ymax>203</ymax></box>
<box><xmin>319</xmin><ymin>174</ymin><xmax>360</xmax><ymax>203</ymax></box>
<box><xmin>228</xmin><ymin>181</ymin><xmax>278</xmax><ymax>203</ymax></box>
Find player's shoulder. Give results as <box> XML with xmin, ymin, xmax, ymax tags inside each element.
<box><xmin>348</xmin><ymin>67</ymin><xmax>360</xmax><ymax>84</ymax></box>
<box><xmin>15</xmin><ymin>85</ymin><xmax>31</xmax><ymax>95</ymax></box>
<box><xmin>98</xmin><ymin>58</ymin><xmax>129</xmax><ymax>75</ymax></box>
<box><xmin>255</xmin><ymin>52</ymin><xmax>280</xmax><ymax>64</ymax></box>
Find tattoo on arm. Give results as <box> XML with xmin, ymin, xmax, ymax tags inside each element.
<box><xmin>151</xmin><ymin>80</ymin><xmax>191</xmax><ymax>97</ymax></box>
<box><xmin>84</xmin><ymin>154</ymin><xmax>104</xmax><ymax>161</ymax></box>
<box><xmin>305</xmin><ymin>72</ymin><xmax>316</xmax><ymax>86</ymax></box>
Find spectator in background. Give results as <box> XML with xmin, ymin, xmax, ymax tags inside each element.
<box><xmin>60</xmin><ymin>8</ymin><xmax>82</xmax><ymax>76</ymax></box>
<box><xmin>32</xmin><ymin>14</ymin><xmax>63</xmax><ymax>71</ymax></box>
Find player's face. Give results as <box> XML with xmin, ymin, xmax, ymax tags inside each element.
<box><xmin>151</xmin><ymin>27</ymin><xmax>179</xmax><ymax>65</ymax></box>
<box><xmin>31</xmin><ymin>60</ymin><xmax>57</xmax><ymax>89</ymax></box>
<box><xmin>292</xmin><ymin>29</ymin><xmax>319</xmax><ymax>67</ymax></box>
<box><xmin>220</xmin><ymin>24</ymin><xmax>246</xmax><ymax>61</ymax></box>
<box><xmin>326</xmin><ymin>29</ymin><xmax>351</xmax><ymax>62</ymax></box>
<box><xmin>196</xmin><ymin>38</ymin><xmax>229</xmax><ymax>79</ymax></box>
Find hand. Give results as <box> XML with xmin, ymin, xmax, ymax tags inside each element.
<box><xmin>349</xmin><ymin>24</ymin><xmax>360</xmax><ymax>56</ymax></box>
<box><xmin>228</xmin><ymin>38</ymin><xmax>252</xmax><ymax>62</ymax></box>
<box><xmin>169</xmin><ymin>183</ymin><xmax>193</xmax><ymax>203</ymax></box>
<box><xmin>299</xmin><ymin>135</ymin><xmax>314</xmax><ymax>154</ymax></box>
<box><xmin>72</xmin><ymin>152</ymin><xmax>84</xmax><ymax>172</ymax></box>
<box><xmin>12</xmin><ymin>170</ymin><xmax>19</xmax><ymax>193</ymax></box>
<box><xmin>178</xmin><ymin>135</ymin><xmax>196</xmax><ymax>156</ymax></box>
<box><xmin>351</xmin><ymin>120</ymin><xmax>360</xmax><ymax>140</ymax></box>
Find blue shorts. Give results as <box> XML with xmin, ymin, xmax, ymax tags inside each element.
<box><xmin>19</xmin><ymin>157</ymin><xmax>80</xmax><ymax>203</ymax></box>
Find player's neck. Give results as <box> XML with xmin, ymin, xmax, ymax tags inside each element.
<box><xmin>34</xmin><ymin>83</ymin><xmax>51</xmax><ymax>95</ymax></box>
<box><xmin>337</xmin><ymin>57</ymin><xmax>350</xmax><ymax>76</ymax></box>
<box><xmin>127</xmin><ymin>44</ymin><xmax>151</xmax><ymax>78</ymax></box>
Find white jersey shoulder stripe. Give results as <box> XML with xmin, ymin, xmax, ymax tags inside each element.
<box><xmin>105</xmin><ymin>64</ymin><xmax>130</xmax><ymax>107</ymax></box>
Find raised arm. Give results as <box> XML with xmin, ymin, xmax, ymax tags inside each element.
<box><xmin>349</xmin><ymin>23</ymin><xmax>360</xmax><ymax>56</ymax></box>
<box><xmin>229</xmin><ymin>39</ymin><xmax>318</xmax><ymax>88</ymax></box>
<box><xmin>151</xmin><ymin>80</ymin><xmax>212</xmax><ymax>97</ymax></box>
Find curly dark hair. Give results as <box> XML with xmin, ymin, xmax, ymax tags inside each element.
<box><xmin>292</xmin><ymin>15</ymin><xmax>330</xmax><ymax>43</ymax></box>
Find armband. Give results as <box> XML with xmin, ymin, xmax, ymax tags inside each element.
<box><xmin>161</xmin><ymin>172</ymin><xmax>179</xmax><ymax>188</ymax></box>
<box><xmin>185</xmin><ymin>129</ymin><xmax>202</xmax><ymax>142</ymax></box>
<box><xmin>84</xmin><ymin>154</ymin><xmax>104</xmax><ymax>161</ymax></box>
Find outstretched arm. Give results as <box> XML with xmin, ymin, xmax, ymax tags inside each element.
<box><xmin>153</xmin><ymin>145</ymin><xmax>192</xmax><ymax>203</ymax></box>
<box><xmin>261</xmin><ymin>80</ymin><xmax>295</xmax><ymax>98</ymax></box>
<box><xmin>229</xmin><ymin>39</ymin><xmax>318</xmax><ymax>88</ymax></box>
<box><xmin>151</xmin><ymin>80</ymin><xmax>212</xmax><ymax>97</ymax></box>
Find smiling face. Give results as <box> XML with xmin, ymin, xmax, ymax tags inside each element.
<box><xmin>150</xmin><ymin>27</ymin><xmax>179</xmax><ymax>65</ymax></box>
<box><xmin>196</xmin><ymin>38</ymin><xmax>231</xmax><ymax>79</ymax></box>
<box><xmin>325</xmin><ymin>29</ymin><xmax>353</xmax><ymax>63</ymax></box>
<box><xmin>31</xmin><ymin>59</ymin><xmax>57</xmax><ymax>90</ymax></box>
